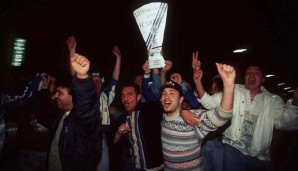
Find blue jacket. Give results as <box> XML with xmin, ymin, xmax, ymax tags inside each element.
<box><xmin>1</xmin><ymin>72</ymin><xmax>45</xmax><ymax>152</ymax></box>
<box><xmin>50</xmin><ymin>76</ymin><xmax>101</xmax><ymax>171</ymax></box>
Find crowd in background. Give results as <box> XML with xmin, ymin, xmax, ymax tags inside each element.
<box><xmin>0</xmin><ymin>36</ymin><xmax>297</xmax><ymax>171</ymax></box>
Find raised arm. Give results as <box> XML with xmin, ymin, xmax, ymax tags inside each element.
<box><xmin>215</xmin><ymin>63</ymin><xmax>235</xmax><ymax>112</ymax></box>
<box><xmin>71</xmin><ymin>53</ymin><xmax>100</xmax><ymax>133</ymax></box>
<box><xmin>192</xmin><ymin>51</ymin><xmax>205</xmax><ymax>99</ymax></box>
<box><xmin>67</xmin><ymin>36</ymin><xmax>77</xmax><ymax>76</ymax></box>
<box><xmin>148</xmin><ymin>51</ymin><xmax>164</xmax><ymax>97</ymax></box>
<box><xmin>161</xmin><ymin>60</ymin><xmax>173</xmax><ymax>85</ymax></box>
<box><xmin>141</xmin><ymin>60</ymin><xmax>159</xmax><ymax>102</ymax></box>
<box><xmin>112</xmin><ymin>45</ymin><xmax>121</xmax><ymax>80</ymax></box>
<box><xmin>70</xmin><ymin>53</ymin><xmax>89</xmax><ymax>79</ymax></box>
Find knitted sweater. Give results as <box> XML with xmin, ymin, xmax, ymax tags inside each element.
<box><xmin>161</xmin><ymin>107</ymin><xmax>232</xmax><ymax>171</ymax></box>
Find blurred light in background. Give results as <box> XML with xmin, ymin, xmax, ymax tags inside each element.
<box><xmin>11</xmin><ymin>38</ymin><xmax>26</xmax><ymax>67</ymax></box>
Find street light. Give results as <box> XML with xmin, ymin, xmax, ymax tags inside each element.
<box><xmin>233</xmin><ymin>48</ymin><xmax>247</xmax><ymax>53</ymax></box>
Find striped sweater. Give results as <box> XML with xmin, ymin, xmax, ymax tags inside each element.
<box><xmin>161</xmin><ymin>107</ymin><xmax>232</xmax><ymax>171</ymax></box>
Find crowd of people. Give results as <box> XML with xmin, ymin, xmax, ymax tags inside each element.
<box><xmin>0</xmin><ymin>36</ymin><xmax>298</xmax><ymax>171</ymax></box>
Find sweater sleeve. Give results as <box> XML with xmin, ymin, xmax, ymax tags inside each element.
<box><xmin>193</xmin><ymin>107</ymin><xmax>232</xmax><ymax>138</ymax></box>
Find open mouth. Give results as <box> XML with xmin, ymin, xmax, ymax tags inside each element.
<box><xmin>55</xmin><ymin>99</ymin><xmax>61</xmax><ymax>105</ymax></box>
<box><xmin>163</xmin><ymin>101</ymin><xmax>171</xmax><ymax>108</ymax></box>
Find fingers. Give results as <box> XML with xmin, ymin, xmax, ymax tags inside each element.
<box><xmin>215</xmin><ymin>63</ymin><xmax>234</xmax><ymax>72</ymax></box>
<box><xmin>165</xmin><ymin>60</ymin><xmax>173</xmax><ymax>67</ymax></box>
<box><xmin>170</xmin><ymin>73</ymin><xmax>181</xmax><ymax>83</ymax></box>
<box><xmin>118</xmin><ymin>124</ymin><xmax>131</xmax><ymax>134</ymax></box>
<box><xmin>67</xmin><ymin>36</ymin><xmax>76</xmax><ymax>47</ymax></box>
<box><xmin>187</xmin><ymin>117</ymin><xmax>200</xmax><ymax>127</ymax></box>
<box><xmin>73</xmin><ymin>54</ymin><xmax>89</xmax><ymax>67</ymax></box>
<box><xmin>162</xmin><ymin>60</ymin><xmax>173</xmax><ymax>71</ymax></box>
<box><xmin>193</xmin><ymin>69</ymin><xmax>203</xmax><ymax>80</ymax></box>
<box><xmin>113</xmin><ymin>45</ymin><xmax>121</xmax><ymax>56</ymax></box>
<box><xmin>192</xmin><ymin>51</ymin><xmax>201</xmax><ymax>71</ymax></box>
<box><xmin>192</xmin><ymin>51</ymin><xmax>198</xmax><ymax>61</ymax></box>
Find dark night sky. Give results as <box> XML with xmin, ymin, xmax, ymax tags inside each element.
<box><xmin>1</xmin><ymin>0</ymin><xmax>298</xmax><ymax>96</ymax></box>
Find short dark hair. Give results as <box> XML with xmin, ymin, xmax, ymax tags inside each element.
<box><xmin>244</xmin><ymin>61</ymin><xmax>266</xmax><ymax>77</ymax></box>
<box><xmin>55</xmin><ymin>80</ymin><xmax>72</xmax><ymax>95</ymax></box>
<box><xmin>121</xmin><ymin>83</ymin><xmax>141</xmax><ymax>95</ymax></box>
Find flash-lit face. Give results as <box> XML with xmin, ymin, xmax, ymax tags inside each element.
<box><xmin>161</xmin><ymin>88</ymin><xmax>183</xmax><ymax>116</ymax></box>
<box><xmin>53</xmin><ymin>86</ymin><xmax>73</xmax><ymax>111</ymax></box>
<box><xmin>244</xmin><ymin>66</ymin><xmax>265</xmax><ymax>92</ymax></box>
<box><xmin>121</xmin><ymin>86</ymin><xmax>141</xmax><ymax>114</ymax></box>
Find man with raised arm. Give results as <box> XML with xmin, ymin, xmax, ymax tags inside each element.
<box><xmin>160</xmin><ymin>62</ymin><xmax>235</xmax><ymax>171</ymax></box>
<box><xmin>48</xmin><ymin>53</ymin><xmax>100</xmax><ymax>171</ymax></box>
<box><xmin>192</xmin><ymin>51</ymin><xmax>298</xmax><ymax>171</ymax></box>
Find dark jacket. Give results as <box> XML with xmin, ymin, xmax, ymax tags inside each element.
<box><xmin>50</xmin><ymin>76</ymin><xmax>101</xmax><ymax>171</ymax></box>
<box><xmin>116</xmin><ymin>101</ymin><xmax>164</xmax><ymax>170</ymax></box>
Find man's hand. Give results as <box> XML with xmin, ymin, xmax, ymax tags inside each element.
<box><xmin>181</xmin><ymin>110</ymin><xmax>200</xmax><ymax>127</ymax></box>
<box><xmin>112</xmin><ymin>45</ymin><xmax>121</xmax><ymax>58</ymax></box>
<box><xmin>117</xmin><ymin>123</ymin><xmax>131</xmax><ymax>134</ymax></box>
<box><xmin>215</xmin><ymin>63</ymin><xmax>236</xmax><ymax>86</ymax></box>
<box><xmin>162</xmin><ymin>60</ymin><xmax>173</xmax><ymax>73</ymax></box>
<box><xmin>67</xmin><ymin>35</ymin><xmax>76</xmax><ymax>57</ymax></box>
<box><xmin>193</xmin><ymin>69</ymin><xmax>203</xmax><ymax>83</ymax></box>
<box><xmin>192</xmin><ymin>51</ymin><xmax>201</xmax><ymax>71</ymax></box>
<box><xmin>170</xmin><ymin>73</ymin><xmax>182</xmax><ymax>84</ymax></box>
<box><xmin>70</xmin><ymin>53</ymin><xmax>90</xmax><ymax>79</ymax></box>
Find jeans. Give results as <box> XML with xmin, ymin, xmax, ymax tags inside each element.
<box><xmin>223</xmin><ymin>144</ymin><xmax>273</xmax><ymax>171</ymax></box>
<box><xmin>96</xmin><ymin>134</ymin><xmax>109</xmax><ymax>171</ymax></box>
<box><xmin>202</xmin><ymin>139</ymin><xmax>224</xmax><ymax>171</ymax></box>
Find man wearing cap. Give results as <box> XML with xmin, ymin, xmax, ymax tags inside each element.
<box><xmin>160</xmin><ymin>63</ymin><xmax>235</xmax><ymax>171</ymax></box>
